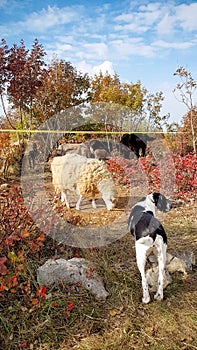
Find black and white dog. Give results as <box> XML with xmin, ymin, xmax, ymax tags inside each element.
<box><xmin>128</xmin><ymin>193</ymin><xmax>171</xmax><ymax>303</ymax></box>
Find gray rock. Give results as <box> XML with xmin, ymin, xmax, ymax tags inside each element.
<box><xmin>37</xmin><ymin>258</ymin><xmax>109</xmax><ymax>300</ymax></box>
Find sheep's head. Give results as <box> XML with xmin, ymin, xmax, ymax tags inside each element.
<box><xmin>97</xmin><ymin>178</ymin><xmax>118</xmax><ymax>210</ymax></box>
<box><xmin>105</xmin><ymin>196</ymin><xmax>117</xmax><ymax>210</ymax></box>
<box><xmin>101</xmin><ymin>187</ymin><xmax>118</xmax><ymax>210</ymax></box>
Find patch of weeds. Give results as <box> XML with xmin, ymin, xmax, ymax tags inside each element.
<box><xmin>164</xmin><ymin>278</ymin><xmax>184</xmax><ymax>298</ymax></box>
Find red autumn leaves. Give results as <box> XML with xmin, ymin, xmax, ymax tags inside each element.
<box><xmin>107</xmin><ymin>153</ymin><xmax>197</xmax><ymax>199</ymax></box>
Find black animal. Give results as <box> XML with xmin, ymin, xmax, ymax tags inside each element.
<box><xmin>120</xmin><ymin>134</ymin><xmax>154</xmax><ymax>159</ymax></box>
<box><xmin>89</xmin><ymin>139</ymin><xmax>131</xmax><ymax>159</ymax></box>
<box><xmin>28</xmin><ymin>142</ymin><xmax>39</xmax><ymax>168</ymax></box>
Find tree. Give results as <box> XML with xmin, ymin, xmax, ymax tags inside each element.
<box><xmin>7</xmin><ymin>39</ymin><xmax>46</xmax><ymax>131</ymax></box>
<box><xmin>142</xmin><ymin>90</ymin><xmax>169</xmax><ymax>131</ymax></box>
<box><xmin>89</xmin><ymin>72</ymin><xmax>145</xmax><ymax>130</ymax></box>
<box><xmin>0</xmin><ymin>39</ymin><xmax>16</xmax><ymax>129</ymax></box>
<box><xmin>0</xmin><ymin>38</ymin><xmax>46</xmax><ymax>136</ymax></box>
<box><xmin>7</xmin><ymin>40</ymin><xmax>29</xmax><ymax>129</ymax></box>
<box><xmin>173</xmin><ymin>66</ymin><xmax>197</xmax><ymax>155</ymax></box>
<box><xmin>90</xmin><ymin>72</ymin><xmax>122</xmax><ymax>103</ymax></box>
<box><xmin>181</xmin><ymin>109</ymin><xmax>197</xmax><ymax>154</ymax></box>
<box><xmin>35</xmin><ymin>59</ymin><xmax>90</xmax><ymax>120</ymax></box>
<box><xmin>24</xmin><ymin>39</ymin><xmax>46</xmax><ymax>127</ymax></box>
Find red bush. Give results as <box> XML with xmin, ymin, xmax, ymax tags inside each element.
<box><xmin>107</xmin><ymin>153</ymin><xmax>197</xmax><ymax>199</ymax></box>
<box><xmin>173</xmin><ymin>153</ymin><xmax>197</xmax><ymax>198</ymax></box>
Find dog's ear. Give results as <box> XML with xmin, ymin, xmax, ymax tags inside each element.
<box><xmin>152</xmin><ymin>192</ymin><xmax>160</xmax><ymax>205</ymax></box>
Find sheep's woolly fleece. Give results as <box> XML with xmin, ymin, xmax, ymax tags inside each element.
<box><xmin>77</xmin><ymin>159</ymin><xmax>117</xmax><ymax>200</ymax></box>
<box><xmin>51</xmin><ymin>154</ymin><xmax>88</xmax><ymax>193</ymax></box>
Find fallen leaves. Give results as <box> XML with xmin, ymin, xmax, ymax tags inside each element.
<box><xmin>109</xmin><ymin>309</ymin><xmax>118</xmax><ymax>317</ymax></box>
<box><xmin>0</xmin><ymin>257</ymin><xmax>8</xmax><ymax>276</ymax></box>
<box><xmin>36</xmin><ymin>285</ymin><xmax>47</xmax><ymax>299</ymax></box>
<box><xmin>64</xmin><ymin>301</ymin><xmax>75</xmax><ymax>317</ymax></box>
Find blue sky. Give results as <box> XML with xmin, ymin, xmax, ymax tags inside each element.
<box><xmin>0</xmin><ymin>0</ymin><xmax>197</xmax><ymax>123</ymax></box>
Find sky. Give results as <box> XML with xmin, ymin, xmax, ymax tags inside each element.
<box><xmin>0</xmin><ymin>0</ymin><xmax>197</xmax><ymax>123</ymax></box>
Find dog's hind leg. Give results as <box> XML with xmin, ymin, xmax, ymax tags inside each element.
<box><xmin>154</xmin><ymin>236</ymin><xmax>167</xmax><ymax>301</ymax></box>
<box><xmin>136</xmin><ymin>241</ymin><xmax>151</xmax><ymax>303</ymax></box>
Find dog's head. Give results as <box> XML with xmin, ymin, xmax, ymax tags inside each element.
<box><xmin>151</xmin><ymin>192</ymin><xmax>172</xmax><ymax>212</ymax></box>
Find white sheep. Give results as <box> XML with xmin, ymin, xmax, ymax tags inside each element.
<box><xmin>76</xmin><ymin>158</ymin><xmax>117</xmax><ymax>210</ymax></box>
<box><xmin>50</xmin><ymin>154</ymin><xmax>117</xmax><ymax>210</ymax></box>
<box><xmin>51</xmin><ymin>154</ymin><xmax>88</xmax><ymax>208</ymax></box>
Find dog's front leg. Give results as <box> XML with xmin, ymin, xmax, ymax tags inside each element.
<box><xmin>136</xmin><ymin>243</ymin><xmax>150</xmax><ymax>304</ymax></box>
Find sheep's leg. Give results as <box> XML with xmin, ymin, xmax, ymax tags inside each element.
<box><xmin>91</xmin><ymin>199</ymin><xmax>97</xmax><ymax>209</ymax></box>
<box><xmin>154</xmin><ymin>241</ymin><xmax>167</xmax><ymax>301</ymax></box>
<box><xmin>102</xmin><ymin>195</ymin><xmax>113</xmax><ymax>210</ymax></box>
<box><xmin>61</xmin><ymin>191</ymin><xmax>70</xmax><ymax>208</ymax></box>
<box><xmin>76</xmin><ymin>194</ymin><xmax>83</xmax><ymax>210</ymax></box>
<box><xmin>136</xmin><ymin>242</ymin><xmax>150</xmax><ymax>304</ymax></box>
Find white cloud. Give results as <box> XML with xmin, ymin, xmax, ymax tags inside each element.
<box><xmin>77</xmin><ymin>42</ymin><xmax>108</xmax><ymax>60</ymax></box>
<box><xmin>44</xmin><ymin>38</ymin><xmax>74</xmax><ymax>62</ymax></box>
<box><xmin>114</xmin><ymin>2</ymin><xmax>197</xmax><ymax>40</ymax></box>
<box><xmin>54</xmin><ymin>35</ymin><xmax>74</xmax><ymax>44</ymax></box>
<box><xmin>137</xmin><ymin>7</ymin><xmax>160</xmax><ymax>26</ymax></box>
<box><xmin>157</xmin><ymin>13</ymin><xmax>175</xmax><ymax>35</ymax></box>
<box><xmin>114</xmin><ymin>22</ymin><xmax>149</xmax><ymax>33</ymax></box>
<box><xmin>176</xmin><ymin>3</ymin><xmax>197</xmax><ymax>31</ymax></box>
<box><xmin>20</xmin><ymin>5</ymin><xmax>79</xmax><ymax>33</ymax></box>
<box><xmin>93</xmin><ymin>61</ymin><xmax>115</xmax><ymax>75</ymax></box>
<box><xmin>110</xmin><ymin>38</ymin><xmax>156</xmax><ymax>58</ymax></box>
<box><xmin>76</xmin><ymin>60</ymin><xmax>94</xmax><ymax>75</ymax></box>
<box><xmin>75</xmin><ymin>60</ymin><xmax>115</xmax><ymax>77</ymax></box>
<box><xmin>139</xmin><ymin>3</ymin><xmax>160</xmax><ymax>12</ymax></box>
<box><xmin>114</xmin><ymin>13</ymin><xmax>132</xmax><ymax>22</ymax></box>
<box><xmin>152</xmin><ymin>39</ymin><xmax>195</xmax><ymax>50</ymax></box>
<box><xmin>55</xmin><ymin>43</ymin><xmax>73</xmax><ymax>52</ymax></box>
<box><xmin>114</xmin><ymin>2</ymin><xmax>161</xmax><ymax>33</ymax></box>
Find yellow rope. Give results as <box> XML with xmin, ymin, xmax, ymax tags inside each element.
<box><xmin>0</xmin><ymin>129</ymin><xmax>189</xmax><ymax>134</ymax></box>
